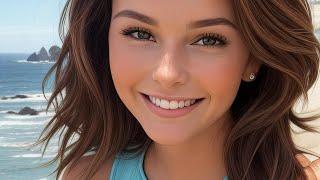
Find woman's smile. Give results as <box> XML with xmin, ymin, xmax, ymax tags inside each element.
<box><xmin>140</xmin><ymin>92</ymin><xmax>205</xmax><ymax>118</ymax></box>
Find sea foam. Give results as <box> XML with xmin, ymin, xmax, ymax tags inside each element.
<box><xmin>16</xmin><ymin>60</ymin><xmax>55</xmax><ymax>64</ymax></box>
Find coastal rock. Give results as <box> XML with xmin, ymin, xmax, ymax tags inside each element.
<box><xmin>13</xmin><ymin>95</ymin><xmax>28</xmax><ymax>99</ymax></box>
<box><xmin>49</xmin><ymin>45</ymin><xmax>61</xmax><ymax>61</ymax></box>
<box><xmin>7</xmin><ymin>111</ymin><xmax>16</xmax><ymax>114</ymax></box>
<box><xmin>18</xmin><ymin>107</ymin><xmax>39</xmax><ymax>115</ymax></box>
<box><xmin>6</xmin><ymin>107</ymin><xmax>39</xmax><ymax>115</ymax></box>
<box><xmin>38</xmin><ymin>47</ymin><xmax>50</xmax><ymax>61</ymax></box>
<box><xmin>1</xmin><ymin>94</ymin><xmax>29</xmax><ymax>100</ymax></box>
<box><xmin>27</xmin><ymin>52</ymin><xmax>39</xmax><ymax>62</ymax></box>
<box><xmin>27</xmin><ymin>45</ymin><xmax>61</xmax><ymax>62</ymax></box>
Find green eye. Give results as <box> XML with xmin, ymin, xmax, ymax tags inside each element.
<box><xmin>192</xmin><ymin>33</ymin><xmax>228</xmax><ymax>48</ymax></box>
<box><xmin>120</xmin><ymin>26</ymin><xmax>229</xmax><ymax>48</ymax></box>
<box><xmin>121</xmin><ymin>27</ymin><xmax>156</xmax><ymax>42</ymax></box>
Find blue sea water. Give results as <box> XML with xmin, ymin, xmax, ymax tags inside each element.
<box><xmin>0</xmin><ymin>53</ymin><xmax>58</xmax><ymax>180</ymax></box>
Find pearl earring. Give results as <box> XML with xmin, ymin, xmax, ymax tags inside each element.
<box><xmin>249</xmin><ymin>73</ymin><xmax>256</xmax><ymax>81</ymax></box>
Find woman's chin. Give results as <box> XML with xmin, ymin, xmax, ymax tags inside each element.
<box><xmin>143</xmin><ymin>126</ymin><xmax>195</xmax><ymax>146</ymax></box>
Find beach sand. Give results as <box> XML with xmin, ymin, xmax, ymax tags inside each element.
<box><xmin>291</xmin><ymin>72</ymin><xmax>320</xmax><ymax>161</ymax></box>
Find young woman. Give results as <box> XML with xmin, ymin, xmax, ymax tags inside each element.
<box><xmin>34</xmin><ymin>0</ymin><xmax>320</xmax><ymax>179</ymax></box>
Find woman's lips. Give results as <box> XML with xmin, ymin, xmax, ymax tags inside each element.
<box><xmin>140</xmin><ymin>93</ymin><xmax>204</xmax><ymax>118</ymax></box>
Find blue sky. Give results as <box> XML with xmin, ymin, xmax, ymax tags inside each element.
<box><xmin>0</xmin><ymin>0</ymin><xmax>67</xmax><ymax>53</ymax></box>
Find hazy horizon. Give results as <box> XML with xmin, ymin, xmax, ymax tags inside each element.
<box><xmin>0</xmin><ymin>0</ymin><xmax>66</xmax><ymax>54</ymax></box>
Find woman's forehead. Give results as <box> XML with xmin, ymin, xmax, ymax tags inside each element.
<box><xmin>111</xmin><ymin>0</ymin><xmax>235</xmax><ymax>24</ymax></box>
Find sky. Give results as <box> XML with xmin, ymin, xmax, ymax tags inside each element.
<box><xmin>0</xmin><ymin>0</ymin><xmax>67</xmax><ymax>53</ymax></box>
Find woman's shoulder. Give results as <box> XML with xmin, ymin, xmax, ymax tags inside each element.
<box><xmin>58</xmin><ymin>151</ymin><xmax>115</xmax><ymax>180</ymax></box>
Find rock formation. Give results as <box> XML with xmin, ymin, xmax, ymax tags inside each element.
<box><xmin>27</xmin><ymin>45</ymin><xmax>61</xmax><ymax>62</ymax></box>
<box><xmin>38</xmin><ymin>47</ymin><xmax>50</xmax><ymax>60</ymax></box>
<box><xmin>49</xmin><ymin>45</ymin><xmax>61</xmax><ymax>61</ymax></box>
<box><xmin>27</xmin><ymin>52</ymin><xmax>39</xmax><ymax>62</ymax></box>
<box><xmin>1</xmin><ymin>94</ymin><xmax>29</xmax><ymax>100</ymax></box>
<box><xmin>7</xmin><ymin>106</ymin><xmax>39</xmax><ymax>116</ymax></box>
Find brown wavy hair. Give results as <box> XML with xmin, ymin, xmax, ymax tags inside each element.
<box><xmin>32</xmin><ymin>0</ymin><xmax>320</xmax><ymax>179</ymax></box>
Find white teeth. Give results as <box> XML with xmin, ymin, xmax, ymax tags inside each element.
<box><xmin>169</xmin><ymin>101</ymin><xmax>179</xmax><ymax>109</ymax></box>
<box><xmin>160</xmin><ymin>99</ymin><xmax>170</xmax><ymax>109</ymax></box>
<box><xmin>178</xmin><ymin>101</ymin><xmax>184</xmax><ymax>108</ymax></box>
<box><xmin>147</xmin><ymin>95</ymin><xmax>199</xmax><ymax>109</ymax></box>
<box><xmin>185</xmin><ymin>100</ymin><xmax>191</xmax><ymax>106</ymax></box>
<box><xmin>156</xmin><ymin>98</ymin><xmax>161</xmax><ymax>106</ymax></box>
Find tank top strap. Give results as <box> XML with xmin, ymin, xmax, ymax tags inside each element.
<box><xmin>109</xmin><ymin>147</ymin><xmax>148</xmax><ymax>180</ymax></box>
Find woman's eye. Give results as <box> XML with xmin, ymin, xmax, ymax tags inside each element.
<box><xmin>191</xmin><ymin>33</ymin><xmax>228</xmax><ymax>48</ymax></box>
<box><xmin>121</xmin><ymin>27</ymin><xmax>156</xmax><ymax>42</ymax></box>
<box><xmin>121</xmin><ymin>27</ymin><xmax>229</xmax><ymax>48</ymax></box>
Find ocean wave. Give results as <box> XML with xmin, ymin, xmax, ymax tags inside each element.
<box><xmin>7</xmin><ymin>132</ymin><xmax>38</xmax><ymax>135</ymax></box>
<box><xmin>0</xmin><ymin>92</ymin><xmax>52</xmax><ymax>103</ymax></box>
<box><xmin>16</xmin><ymin>60</ymin><xmax>55</xmax><ymax>64</ymax></box>
<box><xmin>0</xmin><ymin>137</ymin><xmax>59</xmax><ymax>154</ymax></box>
<box><xmin>3</xmin><ymin>111</ymin><xmax>55</xmax><ymax>119</ymax></box>
<box><xmin>0</xmin><ymin>119</ymin><xmax>50</xmax><ymax>126</ymax></box>
<box><xmin>0</xmin><ymin>141</ymin><xmax>33</xmax><ymax>148</ymax></box>
<box><xmin>11</xmin><ymin>153</ymin><xmax>56</xmax><ymax>158</ymax></box>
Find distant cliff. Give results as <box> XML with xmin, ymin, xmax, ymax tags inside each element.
<box><xmin>27</xmin><ymin>45</ymin><xmax>61</xmax><ymax>62</ymax></box>
<box><xmin>49</xmin><ymin>45</ymin><xmax>61</xmax><ymax>61</ymax></box>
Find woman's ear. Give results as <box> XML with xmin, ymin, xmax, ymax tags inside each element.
<box><xmin>242</xmin><ymin>54</ymin><xmax>262</xmax><ymax>82</ymax></box>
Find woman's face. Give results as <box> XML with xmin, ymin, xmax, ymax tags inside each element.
<box><xmin>109</xmin><ymin>0</ymin><xmax>258</xmax><ymax>144</ymax></box>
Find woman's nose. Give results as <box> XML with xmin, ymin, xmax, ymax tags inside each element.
<box><xmin>152</xmin><ymin>47</ymin><xmax>188</xmax><ymax>89</ymax></box>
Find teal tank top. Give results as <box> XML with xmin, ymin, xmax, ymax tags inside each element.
<box><xmin>109</xmin><ymin>146</ymin><xmax>229</xmax><ymax>180</ymax></box>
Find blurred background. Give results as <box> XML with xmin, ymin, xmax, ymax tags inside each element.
<box><xmin>0</xmin><ymin>1</ymin><xmax>66</xmax><ymax>179</ymax></box>
<box><xmin>0</xmin><ymin>0</ymin><xmax>319</xmax><ymax>180</ymax></box>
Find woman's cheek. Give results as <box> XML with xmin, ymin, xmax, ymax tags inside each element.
<box><xmin>109</xmin><ymin>40</ymin><xmax>156</xmax><ymax>107</ymax></box>
<box><xmin>109</xmin><ymin>39</ymin><xmax>139</xmax><ymax>104</ymax></box>
<box><xmin>194</xmin><ymin>55</ymin><xmax>245</xmax><ymax>116</ymax></box>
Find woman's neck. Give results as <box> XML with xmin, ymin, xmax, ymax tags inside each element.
<box><xmin>144</xmin><ymin>112</ymin><xmax>232</xmax><ymax>180</ymax></box>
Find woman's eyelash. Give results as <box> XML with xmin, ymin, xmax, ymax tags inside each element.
<box><xmin>193</xmin><ymin>32</ymin><xmax>229</xmax><ymax>48</ymax></box>
<box><xmin>120</xmin><ymin>26</ymin><xmax>230</xmax><ymax>48</ymax></box>
<box><xmin>120</xmin><ymin>26</ymin><xmax>156</xmax><ymax>42</ymax></box>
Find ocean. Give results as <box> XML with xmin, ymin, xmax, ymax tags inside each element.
<box><xmin>0</xmin><ymin>53</ymin><xmax>58</xmax><ymax>180</ymax></box>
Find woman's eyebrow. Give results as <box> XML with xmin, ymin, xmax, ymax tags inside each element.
<box><xmin>112</xmin><ymin>9</ymin><xmax>238</xmax><ymax>30</ymax></box>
